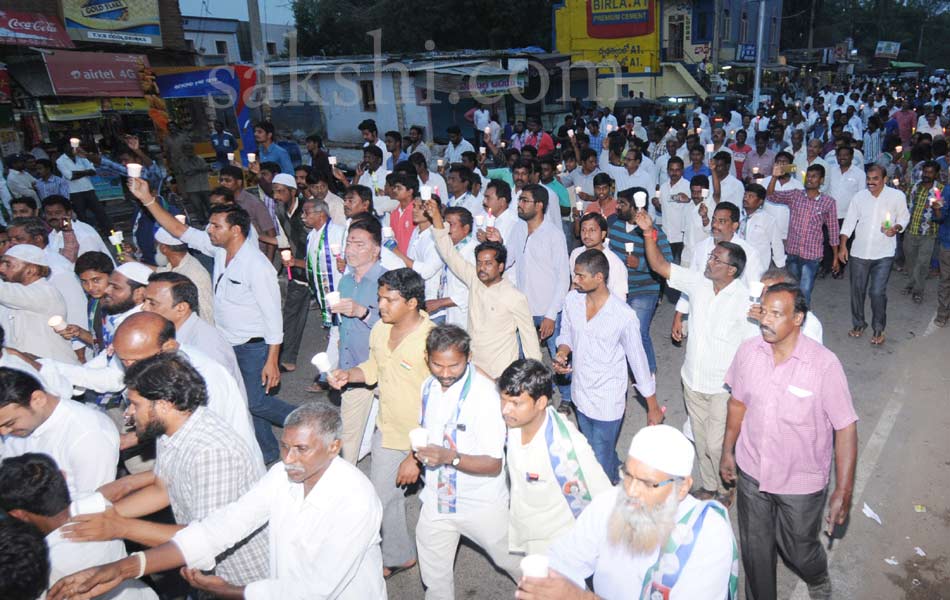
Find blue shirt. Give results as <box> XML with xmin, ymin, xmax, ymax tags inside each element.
<box><xmin>683</xmin><ymin>164</ymin><xmax>712</xmax><ymax>181</ymax></box>
<box><xmin>210</xmin><ymin>131</ymin><xmax>237</xmax><ymax>165</ymax></box>
<box><xmin>259</xmin><ymin>142</ymin><xmax>294</xmax><ymax>175</ymax></box>
<box><xmin>338</xmin><ymin>262</ymin><xmax>386</xmax><ymax>370</ymax></box>
<box><xmin>386</xmin><ymin>151</ymin><xmax>409</xmax><ymax>171</ymax></box>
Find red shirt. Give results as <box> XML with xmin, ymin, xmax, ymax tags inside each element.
<box><xmin>585</xmin><ymin>197</ymin><xmax>617</xmax><ymax>218</ymax></box>
<box><xmin>390</xmin><ymin>203</ymin><xmax>415</xmax><ymax>253</ymax></box>
<box><xmin>524</xmin><ymin>131</ymin><xmax>555</xmax><ymax>157</ymax></box>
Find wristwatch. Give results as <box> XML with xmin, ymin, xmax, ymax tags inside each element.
<box><xmin>451</xmin><ymin>452</ymin><xmax>461</xmax><ymax>468</ymax></box>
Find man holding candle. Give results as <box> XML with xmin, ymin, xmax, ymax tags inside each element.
<box><xmin>901</xmin><ymin>160</ymin><xmax>943</xmax><ymax>304</ymax></box>
<box><xmin>838</xmin><ymin>164</ymin><xmax>910</xmax><ymax>345</ymax></box>
<box><xmin>721</xmin><ymin>282</ymin><xmax>857</xmax><ymax>600</ymax></box>
<box><xmin>56</xmin><ymin>140</ymin><xmax>112</xmax><ymax>234</ymax></box>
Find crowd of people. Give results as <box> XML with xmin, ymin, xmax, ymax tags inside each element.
<box><xmin>0</xmin><ymin>71</ymin><xmax>947</xmax><ymax>600</ymax></box>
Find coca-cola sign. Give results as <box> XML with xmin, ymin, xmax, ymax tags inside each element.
<box><xmin>44</xmin><ymin>50</ymin><xmax>148</xmax><ymax>97</ymax></box>
<box><xmin>0</xmin><ymin>10</ymin><xmax>75</xmax><ymax>49</ymax></box>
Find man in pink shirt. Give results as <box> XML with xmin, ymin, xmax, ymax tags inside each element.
<box><xmin>720</xmin><ymin>282</ymin><xmax>858</xmax><ymax>600</ymax></box>
<box><xmin>893</xmin><ymin>101</ymin><xmax>917</xmax><ymax>147</ymax></box>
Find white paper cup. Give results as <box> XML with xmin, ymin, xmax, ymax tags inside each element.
<box><xmin>624</xmin><ymin>242</ymin><xmax>634</xmax><ymax>253</ymax></box>
<box><xmin>69</xmin><ymin>137</ymin><xmax>80</xmax><ymax>148</ymax></box>
<box><xmin>567</xmin><ymin>129</ymin><xmax>574</xmax><ymax>137</ymax></box>
<box><xmin>311</xmin><ymin>352</ymin><xmax>332</xmax><ymax>373</ymax></box>
<box><xmin>634</xmin><ymin>191</ymin><xmax>647</xmax><ymax>209</ymax></box>
<box><xmin>420</xmin><ymin>185</ymin><xmax>432</xmax><ymax>201</ymax></box>
<box><xmin>484</xmin><ymin>126</ymin><xmax>491</xmax><ymax>134</ymax></box>
<box><xmin>247</xmin><ymin>153</ymin><xmax>256</xmax><ymax>163</ymax></box>
<box><xmin>227</xmin><ymin>152</ymin><xmax>235</xmax><ymax>161</ymax></box>
<box><xmin>475</xmin><ymin>215</ymin><xmax>485</xmax><ymax>227</ymax></box>
<box><xmin>409</xmin><ymin>427</ymin><xmax>430</xmax><ymax>451</ymax></box>
<box><xmin>382</xmin><ymin>226</ymin><xmax>394</xmax><ymax>239</ymax></box>
<box><xmin>175</xmin><ymin>215</ymin><xmax>187</xmax><ymax>224</ymax></box>
<box><xmin>126</xmin><ymin>163</ymin><xmax>143</xmax><ymax>178</ymax></box>
<box><xmin>48</xmin><ymin>315</ymin><xmax>67</xmax><ymax>332</ymax></box>
<box><xmin>329</xmin><ymin>156</ymin><xmax>337</xmax><ymax>166</ymax></box>
<box><xmin>701</xmin><ymin>188</ymin><xmax>710</xmax><ymax>198</ymax></box>
<box><xmin>520</xmin><ymin>554</ymin><xmax>549</xmax><ymax>578</ymax></box>
<box><xmin>752</xmin><ymin>167</ymin><xmax>760</xmax><ymax>174</ymax></box>
<box><xmin>330</xmin><ymin>243</ymin><xmax>342</xmax><ymax>256</ymax></box>
<box><xmin>280</xmin><ymin>249</ymin><xmax>292</xmax><ymax>261</ymax></box>
<box><xmin>325</xmin><ymin>291</ymin><xmax>341</xmax><ymax>307</ymax></box>
<box><xmin>749</xmin><ymin>281</ymin><xmax>765</xmax><ymax>300</ymax></box>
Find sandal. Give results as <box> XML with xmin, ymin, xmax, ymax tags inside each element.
<box><xmin>935</xmin><ymin>316</ymin><xmax>948</xmax><ymax>328</ymax></box>
<box><xmin>870</xmin><ymin>331</ymin><xmax>885</xmax><ymax>345</ymax></box>
<box><xmin>383</xmin><ymin>560</ymin><xmax>417</xmax><ymax>579</ymax></box>
<box><xmin>848</xmin><ymin>327</ymin><xmax>866</xmax><ymax>338</ymax></box>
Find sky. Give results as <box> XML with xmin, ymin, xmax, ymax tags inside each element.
<box><xmin>178</xmin><ymin>0</ymin><xmax>296</xmax><ymax>26</ymax></box>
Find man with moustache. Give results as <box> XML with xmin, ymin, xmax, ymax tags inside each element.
<box><xmin>721</xmin><ymin>283</ymin><xmax>857</xmax><ymax>600</ymax></box>
<box><xmin>516</xmin><ymin>425</ymin><xmax>737</xmax><ymax>600</ymax></box>
<box><xmin>49</xmin><ymin>401</ymin><xmax>387</xmax><ymax>600</ymax></box>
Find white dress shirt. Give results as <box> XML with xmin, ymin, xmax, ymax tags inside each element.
<box><xmin>742</xmin><ymin>209</ymin><xmax>786</xmax><ymax>268</ymax></box>
<box><xmin>357</xmin><ymin>167</ymin><xmax>392</xmax><ymax>211</ymax></box>
<box><xmin>676</xmin><ymin>235</ymin><xmax>765</xmax><ymax>315</ymax></box>
<box><xmin>659</xmin><ymin>178</ymin><xmax>693</xmax><ymax>244</ymax></box>
<box><xmin>1</xmin><ymin>398</ymin><xmax>118</xmax><ymax>498</ymax></box>
<box><xmin>49</xmin><ymin>222</ymin><xmax>115</xmax><ymax>265</ymax></box>
<box><xmin>517</xmin><ymin>220</ymin><xmax>570</xmax><ymax>320</ymax></box>
<box><xmin>180</xmin><ymin>229</ymin><xmax>283</xmax><ymax>346</ymax></box>
<box><xmin>506</xmin><ymin>408</ymin><xmax>612</xmax><ymax>554</ymax></box>
<box><xmin>46</xmin><ymin>524</ymin><xmax>157</xmax><ymax>599</ymax></box>
<box><xmin>548</xmin><ymin>489</ymin><xmax>735</xmax><ymax>600</ymax></box>
<box><xmin>568</xmin><ymin>167</ymin><xmax>602</xmax><ymax>197</ymax></box>
<box><xmin>446</xmin><ymin>192</ymin><xmax>484</xmax><ymax>217</ymax></box>
<box><xmin>173</xmin><ymin>458</ymin><xmax>386</xmax><ymax>600</ymax></box>
<box><xmin>717</xmin><ymin>174</ymin><xmax>746</xmax><ymax>208</ymax></box>
<box><xmin>45</xmin><ymin>249</ymin><xmax>88</xmax><ymax>351</ymax></box>
<box><xmin>0</xmin><ymin>350</ymin><xmax>72</xmax><ymax>400</ymax></box>
<box><xmin>668</xmin><ymin>264</ymin><xmax>760</xmax><ymax>394</ymax></box>
<box><xmin>408</xmin><ymin>227</ymin><xmax>442</xmax><ymax>299</ymax></box>
<box><xmin>419</xmin><ymin>367</ymin><xmax>508</xmax><ymax>515</ymax></box>
<box><xmin>569</xmin><ymin>246</ymin><xmax>628</xmax><ymax>301</ymax></box>
<box><xmin>444</xmin><ymin>139</ymin><xmax>475</xmax><ymax>164</ymax></box>
<box><xmin>418</xmin><ymin>172</ymin><xmax>448</xmax><ymax>199</ymax></box>
<box><xmin>839</xmin><ymin>187</ymin><xmax>910</xmax><ymax>260</ymax></box>
<box><xmin>55</xmin><ymin>154</ymin><xmax>95</xmax><ymax>194</ymax></box>
<box><xmin>597</xmin><ymin>152</ymin><xmax>655</xmax><ymax>193</ymax></box>
<box><xmin>557</xmin><ymin>291</ymin><xmax>655</xmax><ymax>420</ymax></box>
<box><xmin>432</xmin><ymin>235</ymin><xmax>476</xmax><ymax>327</ymax></box>
<box><xmin>827</xmin><ymin>164</ymin><xmax>866</xmax><ymax>216</ymax></box>
<box><xmin>0</xmin><ymin>278</ymin><xmax>78</xmax><ymax>364</ymax></box>
<box><xmin>7</xmin><ymin>169</ymin><xmax>38</xmax><ymax>201</ymax></box>
<box><xmin>178</xmin><ymin>312</ymin><xmax>246</xmax><ymax>398</ymax></box>
<box><xmin>492</xmin><ymin>205</ymin><xmax>527</xmax><ymax>282</ymax></box>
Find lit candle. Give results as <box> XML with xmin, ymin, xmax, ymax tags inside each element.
<box><xmin>575</xmin><ymin>186</ymin><xmax>582</xmax><ymax>195</ymax></box>
<box><xmin>575</xmin><ymin>200</ymin><xmax>584</xmax><ymax>212</ymax></box>
<box><xmin>567</xmin><ymin>129</ymin><xmax>574</xmax><ymax>138</ymax></box>
<box><xmin>624</xmin><ymin>242</ymin><xmax>634</xmax><ymax>253</ymax></box>
<box><xmin>606</xmin><ymin>124</ymin><xmax>614</xmax><ymax>132</ymax></box>
<box><xmin>69</xmin><ymin>137</ymin><xmax>80</xmax><ymax>149</ymax></box>
<box><xmin>752</xmin><ymin>167</ymin><xmax>760</xmax><ymax>175</ymax></box>
<box><xmin>883</xmin><ymin>211</ymin><xmax>892</xmax><ymax>229</ymax></box>
<box><xmin>556</xmin><ymin>164</ymin><xmax>564</xmax><ymax>173</ymax></box>
<box><xmin>701</xmin><ymin>188</ymin><xmax>709</xmax><ymax>199</ymax></box>
<box><xmin>895</xmin><ymin>145</ymin><xmax>903</xmax><ymax>155</ymax></box>
<box><xmin>437</xmin><ymin>159</ymin><xmax>444</xmax><ymax>167</ymax></box>
<box><xmin>892</xmin><ymin>178</ymin><xmax>900</xmax><ymax>187</ymax></box>
<box><xmin>484</xmin><ymin>126</ymin><xmax>491</xmax><ymax>135</ymax></box>
<box><xmin>486</xmin><ymin>208</ymin><xmax>496</xmax><ymax>228</ymax></box>
<box><xmin>280</xmin><ymin>249</ymin><xmax>293</xmax><ymax>280</ymax></box>
<box><xmin>634</xmin><ymin>191</ymin><xmax>647</xmax><ymax>209</ymax></box>
<box><xmin>226</xmin><ymin>152</ymin><xmax>235</xmax><ymax>161</ymax></box>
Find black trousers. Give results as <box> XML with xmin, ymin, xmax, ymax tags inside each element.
<box><xmin>737</xmin><ymin>468</ymin><xmax>829</xmax><ymax>600</ymax></box>
<box><xmin>70</xmin><ymin>190</ymin><xmax>113</xmax><ymax>232</ymax></box>
<box><xmin>280</xmin><ymin>280</ymin><xmax>312</xmax><ymax>364</ymax></box>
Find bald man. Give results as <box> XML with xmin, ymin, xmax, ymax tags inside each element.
<box><xmin>40</xmin><ymin>312</ymin><xmax>260</xmax><ymax>465</ymax></box>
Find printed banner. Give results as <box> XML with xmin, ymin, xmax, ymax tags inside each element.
<box><xmin>44</xmin><ymin>50</ymin><xmax>149</xmax><ymax>97</ymax></box>
<box><xmin>61</xmin><ymin>0</ymin><xmax>162</xmax><ymax>47</ymax></box>
<box><xmin>555</xmin><ymin>0</ymin><xmax>659</xmax><ymax>73</ymax></box>
<box><xmin>0</xmin><ymin>10</ymin><xmax>74</xmax><ymax>49</ymax></box>
<box><xmin>44</xmin><ymin>100</ymin><xmax>102</xmax><ymax>121</ymax></box>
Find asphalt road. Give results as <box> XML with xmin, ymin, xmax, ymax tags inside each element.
<box><xmin>275</xmin><ymin>264</ymin><xmax>950</xmax><ymax>600</ymax></box>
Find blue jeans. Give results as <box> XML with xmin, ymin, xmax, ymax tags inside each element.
<box><xmin>849</xmin><ymin>256</ymin><xmax>894</xmax><ymax>332</ymax></box>
<box><xmin>786</xmin><ymin>255</ymin><xmax>821</xmax><ymax>306</ymax></box>
<box><xmin>532</xmin><ymin>314</ymin><xmax>572</xmax><ymax>404</ymax></box>
<box><xmin>627</xmin><ymin>293</ymin><xmax>658</xmax><ymax>374</ymax></box>
<box><xmin>575</xmin><ymin>410</ymin><xmax>623</xmax><ymax>484</ymax></box>
<box><xmin>234</xmin><ymin>340</ymin><xmax>296</xmax><ymax>464</ymax></box>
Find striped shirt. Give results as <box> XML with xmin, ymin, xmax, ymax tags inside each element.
<box><xmin>766</xmin><ymin>189</ymin><xmax>839</xmax><ymax>260</ymax></box>
<box><xmin>907</xmin><ymin>182</ymin><xmax>942</xmax><ymax>237</ymax></box>
<box><xmin>556</xmin><ymin>290</ymin><xmax>655</xmax><ymax>420</ymax></box>
<box><xmin>155</xmin><ymin>407</ymin><xmax>269</xmax><ymax>585</ymax></box>
<box><xmin>606</xmin><ymin>218</ymin><xmax>673</xmax><ymax>298</ymax></box>
<box><xmin>34</xmin><ymin>175</ymin><xmax>71</xmax><ymax>200</ymax></box>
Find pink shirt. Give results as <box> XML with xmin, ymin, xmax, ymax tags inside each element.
<box><xmin>725</xmin><ymin>334</ymin><xmax>858</xmax><ymax>495</ymax></box>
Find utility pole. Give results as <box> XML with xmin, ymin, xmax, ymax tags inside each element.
<box><xmin>247</xmin><ymin>0</ymin><xmax>266</xmax><ymax>65</ymax></box>
<box><xmin>711</xmin><ymin>0</ymin><xmax>721</xmax><ymax>72</ymax></box>
<box><xmin>752</xmin><ymin>0</ymin><xmax>767</xmax><ymax>111</ymax></box>
<box><xmin>807</xmin><ymin>0</ymin><xmax>816</xmax><ymax>50</ymax></box>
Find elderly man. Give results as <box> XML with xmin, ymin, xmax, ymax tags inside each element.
<box><xmin>500</xmin><ymin>358</ymin><xmax>611</xmax><ymax>555</ymax></box>
<box><xmin>153</xmin><ymin>228</ymin><xmax>214</xmax><ymax>324</ymax></box>
<box><xmin>721</xmin><ymin>282</ymin><xmax>858</xmax><ymax>600</ymax></box>
<box><xmin>49</xmin><ymin>401</ymin><xmax>387</xmax><ymax>600</ymax></box>
<box><xmin>639</xmin><ymin>209</ymin><xmax>759</xmax><ymax>505</ymax></box>
<box><xmin>0</xmin><ymin>367</ymin><xmax>119</xmax><ymax>498</ymax></box>
<box><xmin>58</xmin><ymin>353</ymin><xmax>269</xmax><ymax>590</ymax></box>
<box><xmin>0</xmin><ymin>453</ymin><xmax>158</xmax><ymax>599</ymax></box>
<box><xmin>0</xmin><ymin>244</ymin><xmax>78</xmax><ymax>364</ymax></box>
<box><xmin>516</xmin><ymin>425</ymin><xmax>738</xmax><ymax>600</ymax></box>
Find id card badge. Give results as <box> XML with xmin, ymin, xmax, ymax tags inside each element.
<box><xmin>648</xmin><ymin>582</ymin><xmax>671</xmax><ymax>600</ymax></box>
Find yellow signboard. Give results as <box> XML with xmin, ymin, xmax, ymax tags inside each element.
<box><xmin>554</xmin><ymin>0</ymin><xmax>660</xmax><ymax>74</ymax></box>
<box><xmin>61</xmin><ymin>0</ymin><xmax>163</xmax><ymax>47</ymax></box>
<box><xmin>44</xmin><ymin>100</ymin><xmax>102</xmax><ymax>121</ymax></box>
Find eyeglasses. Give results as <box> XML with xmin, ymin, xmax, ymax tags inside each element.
<box><xmin>707</xmin><ymin>253</ymin><xmax>734</xmax><ymax>267</ymax></box>
<box><xmin>618</xmin><ymin>465</ymin><xmax>680</xmax><ymax>489</ymax></box>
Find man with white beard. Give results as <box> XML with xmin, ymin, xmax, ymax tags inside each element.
<box><xmin>516</xmin><ymin>425</ymin><xmax>737</xmax><ymax>600</ymax></box>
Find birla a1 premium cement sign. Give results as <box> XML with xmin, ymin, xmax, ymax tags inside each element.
<box><xmin>555</xmin><ymin>0</ymin><xmax>659</xmax><ymax>73</ymax></box>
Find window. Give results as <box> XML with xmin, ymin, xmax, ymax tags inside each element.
<box><xmin>739</xmin><ymin>12</ymin><xmax>748</xmax><ymax>42</ymax></box>
<box><xmin>360</xmin><ymin>81</ymin><xmax>376</xmax><ymax>111</ymax></box>
<box><xmin>668</xmin><ymin>15</ymin><xmax>685</xmax><ymax>60</ymax></box>
<box><xmin>215</xmin><ymin>40</ymin><xmax>228</xmax><ymax>55</ymax></box>
<box><xmin>267</xmin><ymin>42</ymin><xmax>277</xmax><ymax>56</ymax></box>
<box><xmin>696</xmin><ymin>11</ymin><xmax>709</xmax><ymax>40</ymax></box>
<box><xmin>185</xmin><ymin>39</ymin><xmax>195</xmax><ymax>51</ymax></box>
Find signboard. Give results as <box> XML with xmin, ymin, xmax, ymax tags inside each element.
<box><xmin>875</xmin><ymin>41</ymin><xmax>901</xmax><ymax>59</ymax></box>
<box><xmin>554</xmin><ymin>0</ymin><xmax>660</xmax><ymax>74</ymax></box>
<box><xmin>737</xmin><ymin>43</ymin><xmax>757</xmax><ymax>62</ymax></box>
<box><xmin>0</xmin><ymin>10</ymin><xmax>74</xmax><ymax>49</ymax></box>
<box><xmin>44</xmin><ymin>99</ymin><xmax>102</xmax><ymax>121</ymax></box>
<box><xmin>102</xmin><ymin>97</ymin><xmax>149</xmax><ymax>112</ymax></box>
<box><xmin>43</xmin><ymin>50</ymin><xmax>148</xmax><ymax>97</ymax></box>
<box><xmin>61</xmin><ymin>0</ymin><xmax>163</xmax><ymax>47</ymax></box>
<box><xmin>457</xmin><ymin>73</ymin><xmax>527</xmax><ymax>97</ymax></box>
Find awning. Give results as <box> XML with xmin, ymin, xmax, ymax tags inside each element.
<box><xmin>890</xmin><ymin>61</ymin><xmax>926</xmax><ymax>69</ymax></box>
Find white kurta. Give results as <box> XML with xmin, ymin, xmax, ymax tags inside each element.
<box><xmin>46</xmin><ymin>525</ymin><xmax>157</xmax><ymax>599</ymax></box>
<box><xmin>0</xmin><ymin>278</ymin><xmax>78</xmax><ymax>364</ymax></box>
<box><xmin>548</xmin><ymin>488</ymin><xmax>735</xmax><ymax>600</ymax></box>
<box><xmin>173</xmin><ymin>458</ymin><xmax>387</xmax><ymax>600</ymax></box>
